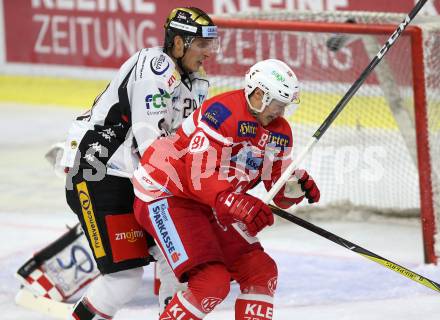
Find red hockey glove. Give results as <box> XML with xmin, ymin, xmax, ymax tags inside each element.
<box><xmin>215</xmin><ymin>191</ymin><xmax>274</xmax><ymax>236</ymax></box>
<box><xmin>273</xmin><ymin>169</ymin><xmax>320</xmax><ymax>209</ymax></box>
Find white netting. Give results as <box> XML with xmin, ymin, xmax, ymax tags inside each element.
<box><xmin>202</xmin><ymin>10</ymin><xmax>440</xmax><ymax>260</ymax></box>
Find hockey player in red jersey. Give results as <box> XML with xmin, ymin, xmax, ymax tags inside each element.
<box><xmin>132</xmin><ymin>59</ymin><xmax>320</xmax><ymax>319</ymax></box>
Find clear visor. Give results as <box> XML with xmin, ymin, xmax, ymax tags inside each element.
<box><xmin>265</xmin><ymin>95</ymin><xmax>300</xmax><ymax>117</ymax></box>
<box><xmin>270</xmin><ymin>93</ymin><xmax>300</xmax><ymax>110</ymax></box>
<box><xmin>273</xmin><ymin>96</ymin><xmax>300</xmax><ymax>118</ymax></box>
<box><xmin>270</xmin><ymin>99</ymin><xmax>289</xmax><ymax>109</ymax></box>
<box><xmin>188</xmin><ymin>37</ymin><xmax>221</xmax><ymax>54</ymax></box>
<box><xmin>266</xmin><ymin>99</ymin><xmax>289</xmax><ymax>115</ymax></box>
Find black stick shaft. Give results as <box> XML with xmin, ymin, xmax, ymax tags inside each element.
<box><xmin>313</xmin><ymin>0</ymin><xmax>428</xmax><ymax>140</ymax></box>
<box><xmin>270</xmin><ymin>205</ymin><xmax>440</xmax><ymax>293</ymax></box>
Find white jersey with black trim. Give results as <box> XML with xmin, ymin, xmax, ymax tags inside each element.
<box><xmin>61</xmin><ymin>47</ymin><xmax>209</xmax><ymax>178</ymax></box>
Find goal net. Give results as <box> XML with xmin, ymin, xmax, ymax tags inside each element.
<box><xmin>203</xmin><ymin>11</ymin><xmax>440</xmax><ymax>264</ymax></box>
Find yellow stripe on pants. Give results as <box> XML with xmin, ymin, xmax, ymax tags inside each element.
<box><xmin>76</xmin><ymin>181</ymin><xmax>106</xmax><ymax>258</ymax></box>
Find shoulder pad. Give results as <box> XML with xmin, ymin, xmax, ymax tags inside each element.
<box><xmin>166</xmin><ymin>69</ymin><xmax>181</xmax><ymax>89</ymax></box>
<box><xmin>135</xmin><ymin>48</ymin><xmax>178</xmax><ymax>85</ymax></box>
<box><xmin>201</xmin><ymin>102</ymin><xmax>232</xmax><ymax>130</ymax></box>
<box><xmin>150</xmin><ymin>53</ymin><xmax>172</xmax><ymax>76</ymax></box>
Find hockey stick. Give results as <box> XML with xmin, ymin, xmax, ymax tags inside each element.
<box><xmin>15</xmin><ymin>287</ymin><xmax>73</xmax><ymax>319</ymax></box>
<box><xmin>262</xmin><ymin>0</ymin><xmax>428</xmax><ymax>203</ymax></box>
<box><xmin>269</xmin><ymin>205</ymin><xmax>440</xmax><ymax>293</ymax></box>
<box><xmin>258</xmin><ymin>0</ymin><xmax>440</xmax><ymax>293</ymax></box>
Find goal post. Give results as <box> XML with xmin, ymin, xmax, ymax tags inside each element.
<box><xmin>205</xmin><ymin>11</ymin><xmax>440</xmax><ymax>264</ymax></box>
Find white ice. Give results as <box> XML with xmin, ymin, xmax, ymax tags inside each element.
<box><xmin>1</xmin><ymin>104</ymin><xmax>439</xmax><ymax>319</ymax></box>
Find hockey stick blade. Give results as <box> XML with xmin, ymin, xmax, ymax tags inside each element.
<box><xmin>15</xmin><ymin>287</ymin><xmax>73</xmax><ymax>319</ymax></box>
<box><xmin>270</xmin><ymin>204</ymin><xmax>440</xmax><ymax>293</ymax></box>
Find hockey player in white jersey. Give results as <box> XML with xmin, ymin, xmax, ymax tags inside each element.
<box><xmin>58</xmin><ymin>7</ymin><xmax>219</xmax><ymax>319</ymax></box>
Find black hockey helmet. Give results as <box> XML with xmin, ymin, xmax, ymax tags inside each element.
<box><xmin>164</xmin><ymin>7</ymin><xmax>219</xmax><ymax>52</ymax></box>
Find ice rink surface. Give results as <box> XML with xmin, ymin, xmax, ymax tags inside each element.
<box><xmin>1</xmin><ymin>103</ymin><xmax>439</xmax><ymax>319</ymax></box>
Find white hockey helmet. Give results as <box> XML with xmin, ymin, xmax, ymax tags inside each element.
<box><xmin>245</xmin><ymin>59</ymin><xmax>300</xmax><ymax>113</ymax></box>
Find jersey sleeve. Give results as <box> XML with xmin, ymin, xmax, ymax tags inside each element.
<box><xmin>130</xmin><ymin>50</ymin><xmax>180</xmax><ymax>157</ymax></box>
<box><xmin>181</xmin><ymin>100</ymin><xmax>238</xmax><ymax>206</ymax></box>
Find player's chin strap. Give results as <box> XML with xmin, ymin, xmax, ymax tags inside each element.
<box><xmin>245</xmin><ymin>91</ymin><xmax>270</xmax><ymax>115</ymax></box>
<box><xmin>175</xmin><ymin>37</ymin><xmax>195</xmax><ymax>91</ymax></box>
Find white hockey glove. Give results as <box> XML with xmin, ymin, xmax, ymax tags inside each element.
<box><xmin>44</xmin><ymin>141</ymin><xmax>67</xmax><ymax>178</ymax></box>
<box><xmin>271</xmin><ymin>169</ymin><xmax>320</xmax><ymax>209</ymax></box>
